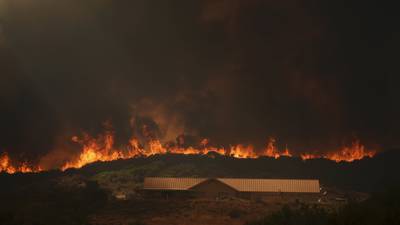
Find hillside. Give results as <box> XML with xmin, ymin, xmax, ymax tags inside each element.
<box><xmin>69</xmin><ymin>149</ymin><xmax>400</xmax><ymax>194</ymax></box>
<box><xmin>2</xmin><ymin>150</ymin><xmax>399</xmax><ymax>194</ymax></box>
<box><xmin>1</xmin><ymin>150</ymin><xmax>399</xmax><ymax>225</ymax></box>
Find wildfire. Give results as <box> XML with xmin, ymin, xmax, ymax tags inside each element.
<box><xmin>0</xmin><ymin>152</ymin><xmax>42</xmax><ymax>174</ymax></box>
<box><xmin>0</xmin><ymin>128</ymin><xmax>377</xmax><ymax>174</ymax></box>
<box><xmin>300</xmin><ymin>140</ymin><xmax>376</xmax><ymax>162</ymax></box>
<box><xmin>61</xmin><ymin>133</ymin><xmax>141</xmax><ymax>171</ymax></box>
<box><xmin>58</xmin><ymin>131</ymin><xmax>375</xmax><ymax>171</ymax></box>
<box><xmin>262</xmin><ymin>138</ymin><xmax>292</xmax><ymax>159</ymax></box>
<box><xmin>325</xmin><ymin>140</ymin><xmax>376</xmax><ymax>162</ymax></box>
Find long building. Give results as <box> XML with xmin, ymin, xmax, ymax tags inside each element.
<box><xmin>142</xmin><ymin>177</ymin><xmax>320</xmax><ymax>200</ymax></box>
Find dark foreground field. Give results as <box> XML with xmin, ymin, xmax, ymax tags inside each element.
<box><xmin>1</xmin><ymin>150</ymin><xmax>399</xmax><ymax>225</ymax></box>
<box><xmin>91</xmin><ymin>198</ymin><xmax>275</xmax><ymax>225</ymax></box>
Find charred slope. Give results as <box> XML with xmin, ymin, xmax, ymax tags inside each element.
<box><xmin>1</xmin><ymin>149</ymin><xmax>399</xmax><ymax>193</ymax></box>
<box><xmin>71</xmin><ymin>149</ymin><xmax>400</xmax><ymax>192</ymax></box>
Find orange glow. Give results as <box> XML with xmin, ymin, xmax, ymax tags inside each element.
<box><xmin>0</xmin><ymin>125</ymin><xmax>377</xmax><ymax>174</ymax></box>
<box><xmin>61</xmin><ymin>133</ymin><xmax>140</xmax><ymax>171</ymax></box>
<box><xmin>0</xmin><ymin>152</ymin><xmax>42</xmax><ymax>174</ymax></box>
<box><xmin>148</xmin><ymin>140</ymin><xmax>167</xmax><ymax>156</ymax></box>
<box><xmin>300</xmin><ymin>140</ymin><xmax>376</xmax><ymax>162</ymax></box>
<box><xmin>300</xmin><ymin>153</ymin><xmax>320</xmax><ymax>160</ymax></box>
<box><xmin>230</xmin><ymin>144</ymin><xmax>256</xmax><ymax>158</ymax></box>
<box><xmin>281</xmin><ymin>147</ymin><xmax>292</xmax><ymax>157</ymax></box>
<box><xmin>325</xmin><ymin>140</ymin><xmax>376</xmax><ymax>162</ymax></box>
<box><xmin>60</xmin><ymin>133</ymin><xmax>376</xmax><ymax>170</ymax></box>
<box><xmin>263</xmin><ymin>138</ymin><xmax>281</xmax><ymax>159</ymax></box>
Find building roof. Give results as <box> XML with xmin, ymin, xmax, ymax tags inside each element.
<box><xmin>219</xmin><ymin>178</ymin><xmax>320</xmax><ymax>193</ymax></box>
<box><xmin>144</xmin><ymin>177</ymin><xmax>207</xmax><ymax>190</ymax></box>
<box><xmin>143</xmin><ymin>177</ymin><xmax>320</xmax><ymax>193</ymax></box>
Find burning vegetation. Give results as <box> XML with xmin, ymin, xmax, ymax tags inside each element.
<box><xmin>0</xmin><ymin>122</ymin><xmax>376</xmax><ymax>174</ymax></box>
<box><xmin>59</xmin><ymin>134</ymin><xmax>376</xmax><ymax>171</ymax></box>
<box><xmin>0</xmin><ymin>153</ymin><xmax>42</xmax><ymax>174</ymax></box>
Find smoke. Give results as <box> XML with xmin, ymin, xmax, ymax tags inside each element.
<box><xmin>0</xmin><ymin>0</ymin><xmax>399</xmax><ymax>161</ymax></box>
<box><xmin>130</xmin><ymin>98</ymin><xmax>189</xmax><ymax>142</ymax></box>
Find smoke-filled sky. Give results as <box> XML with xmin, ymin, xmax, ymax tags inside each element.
<box><xmin>0</xmin><ymin>0</ymin><xmax>399</xmax><ymax>160</ymax></box>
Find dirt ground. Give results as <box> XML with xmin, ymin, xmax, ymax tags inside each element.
<box><xmin>90</xmin><ymin>188</ymin><xmax>367</xmax><ymax>225</ymax></box>
<box><xmin>90</xmin><ymin>198</ymin><xmax>284</xmax><ymax>225</ymax></box>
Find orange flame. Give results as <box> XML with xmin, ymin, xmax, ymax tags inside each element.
<box><xmin>230</xmin><ymin>144</ymin><xmax>256</xmax><ymax>158</ymax></box>
<box><xmin>0</xmin><ymin>126</ymin><xmax>377</xmax><ymax>174</ymax></box>
<box><xmin>300</xmin><ymin>140</ymin><xmax>376</xmax><ymax>162</ymax></box>
<box><xmin>0</xmin><ymin>152</ymin><xmax>42</xmax><ymax>174</ymax></box>
<box><xmin>61</xmin><ymin>133</ymin><xmax>141</xmax><ymax>171</ymax></box>
<box><xmin>325</xmin><ymin>140</ymin><xmax>376</xmax><ymax>162</ymax></box>
<box><xmin>60</xmin><ymin>133</ymin><xmax>376</xmax><ymax>170</ymax></box>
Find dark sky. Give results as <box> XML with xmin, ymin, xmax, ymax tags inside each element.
<box><xmin>0</xmin><ymin>0</ymin><xmax>399</xmax><ymax>159</ymax></box>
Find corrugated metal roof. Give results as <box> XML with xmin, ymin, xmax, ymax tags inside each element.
<box><xmin>143</xmin><ymin>177</ymin><xmax>320</xmax><ymax>193</ymax></box>
<box><xmin>143</xmin><ymin>177</ymin><xmax>207</xmax><ymax>190</ymax></box>
<box><xmin>218</xmin><ymin>178</ymin><xmax>320</xmax><ymax>193</ymax></box>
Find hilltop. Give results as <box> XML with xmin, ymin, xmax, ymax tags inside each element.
<box><xmin>2</xmin><ymin>149</ymin><xmax>398</xmax><ymax>195</ymax></box>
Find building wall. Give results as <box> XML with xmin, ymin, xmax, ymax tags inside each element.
<box><xmin>140</xmin><ymin>189</ymin><xmax>196</xmax><ymax>199</ymax></box>
<box><xmin>240</xmin><ymin>192</ymin><xmax>320</xmax><ymax>203</ymax></box>
<box><xmin>141</xmin><ymin>178</ymin><xmax>320</xmax><ymax>201</ymax></box>
<box><xmin>141</xmin><ymin>189</ymin><xmax>319</xmax><ymax>203</ymax></box>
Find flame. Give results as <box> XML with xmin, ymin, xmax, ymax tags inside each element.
<box><xmin>0</xmin><ymin>124</ymin><xmax>377</xmax><ymax>174</ymax></box>
<box><xmin>148</xmin><ymin>140</ymin><xmax>167</xmax><ymax>156</ymax></box>
<box><xmin>61</xmin><ymin>133</ymin><xmax>140</xmax><ymax>171</ymax></box>
<box><xmin>230</xmin><ymin>145</ymin><xmax>256</xmax><ymax>158</ymax></box>
<box><xmin>300</xmin><ymin>140</ymin><xmax>376</xmax><ymax>162</ymax></box>
<box><xmin>0</xmin><ymin>152</ymin><xmax>42</xmax><ymax>174</ymax></box>
<box><xmin>300</xmin><ymin>153</ymin><xmax>319</xmax><ymax>160</ymax></box>
<box><xmin>325</xmin><ymin>140</ymin><xmax>376</xmax><ymax>162</ymax></box>
<box><xmin>281</xmin><ymin>147</ymin><xmax>292</xmax><ymax>157</ymax></box>
<box><xmin>60</xmin><ymin>133</ymin><xmax>375</xmax><ymax>170</ymax></box>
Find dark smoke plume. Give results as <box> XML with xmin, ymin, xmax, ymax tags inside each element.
<box><xmin>0</xmin><ymin>0</ymin><xmax>399</xmax><ymax>161</ymax></box>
